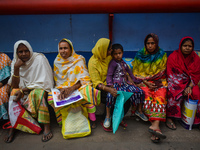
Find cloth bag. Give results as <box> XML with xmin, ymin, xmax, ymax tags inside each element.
<box><xmin>181</xmin><ymin>95</ymin><xmax>198</xmax><ymax>130</ymax></box>
<box><xmin>9</xmin><ymin>96</ymin><xmax>42</xmax><ymax>134</ymax></box>
<box><xmin>112</xmin><ymin>91</ymin><xmax>133</xmax><ymax>134</ymax></box>
<box><xmin>60</xmin><ymin>102</ymin><xmax>91</xmax><ymax>139</ymax></box>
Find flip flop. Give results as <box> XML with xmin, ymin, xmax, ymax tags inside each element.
<box><xmin>151</xmin><ymin>135</ymin><xmax>160</xmax><ymax>143</ymax></box>
<box><xmin>42</xmin><ymin>131</ymin><xmax>53</xmax><ymax>142</ymax></box>
<box><xmin>91</xmin><ymin>121</ymin><xmax>97</xmax><ymax>129</ymax></box>
<box><xmin>165</xmin><ymin>120</ymin><xmax>176</xmax><ymax>130</ymax></box>
<box><xmin>119</xmin><ymin>120</ymin><xmax>128</xmax><ymax>128</ymax></box>
<box><xmin>148</xmin><ymin>128</ymin><xmax>166</xmax><ymax>139</ymax></box>
<box><xmin>100</xmin><ymin>121</ymin><xmax>112</xmax><ymax>132</ymax></box>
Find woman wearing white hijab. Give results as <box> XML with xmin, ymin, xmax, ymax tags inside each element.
<box><xmin>4</xmin><ymin>40</ymin><xmax>54</xmax><ymax>143</ymax></box>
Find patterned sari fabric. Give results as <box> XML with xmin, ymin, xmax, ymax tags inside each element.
<box><xmin>48</xmin><ymin>39</ymin><xmax>100</xmax><ymax>125</ymax></box>
<box><xmin>0</xmin><ymin>53</ymin><xmax>11</xmax><ymax>120</ymax></box>
<box><xmin>132</xmin><ymin>34</ymin><xmax>167</xmax><ymax>122</ymax></box>
<box><xmin>11</xmin><ymin>89</ymin><xmax>50</xmax><ymax>124</ymax></box>
<box><xmin>167</xmin><ymin>37</ymin><xmax>200</xmax><ymax>125</ymax></box>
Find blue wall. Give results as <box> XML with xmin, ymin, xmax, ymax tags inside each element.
<box><xmin>1</xmin><ymin>13</ymin><xmax>200</xmax><ymax>66</ymax></box>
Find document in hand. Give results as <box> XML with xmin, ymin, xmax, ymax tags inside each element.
<box><xmin>51</xmin><ymin>88</ymin><xmax>83</xmax><ymax>107</ymax></box>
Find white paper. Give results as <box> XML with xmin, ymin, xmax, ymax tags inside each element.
<box><xmin>51</xmin><ymin>88</ymin><xmax>83</xmax><ymax>107</ymax></box>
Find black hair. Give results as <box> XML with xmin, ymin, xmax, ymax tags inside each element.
<box><xmin>59</xmin><ymin>39</ymin><xmax>72</xmax><ymax>50</ymax></box>
<box><xmin>181</xmin><ymin>38</ymin><xmax>194</xmax><ymax>48</ymax></box>
<box><xmin>111</xmin><ymin>43</ymin><xmax>123</xmax><ymax>55</ymax></box>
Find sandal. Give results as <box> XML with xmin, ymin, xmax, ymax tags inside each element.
<box><xmin>166</xmin><ymin>120</ymin><xmax>176</xmax><ymax>130</ymax></box>
<box><xmin>151</xmin><ymin>135</ymin><xmax>160</xmax><ymax>143</ymax></box>
<box><xmin>119</xmin><ymin>120</ymin><xmax>128</xmax><ymax>128</ymax></box>
<box><xmin>91</xmin><ymin>121</ymin><xmax>97</xmax><ymax>129</ymax></box>
<box><xmin>42</xmin><ymin>131</ymin><xmax>53</xmax><ymax>142</ymax></box>
<box><xmin>148</xmin><ymin>128</ymin><xmax>166</xmax><ymax>139</ymax></box>
<box><xmin>100</xmin><ymin>121</ymin><xmax>112</xmax><ymax>132</ymax></box>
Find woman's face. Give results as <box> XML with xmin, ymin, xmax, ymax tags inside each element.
<box><xmin>146</xmin><ymin>37</ymin><xmax>156</xmax><ymax>54</ymax></box>
<box><xmin>181</xmin><ymin>40</ymin><xmax>193</xmax><ymax>55</ymax></box>
<box><xmin>59</xmin><ymin>41</ymin><xmax>72</xmax><ymax>59</ymax></box>
<box><xmin>17</xmin><ymin>44</ymin><xmax>31</xmax><ymax>62</ymax></box>
<box><xmin>107</xmin><ymin>44</ymin><xmax>112</xmax><ymax>56</ymax></box>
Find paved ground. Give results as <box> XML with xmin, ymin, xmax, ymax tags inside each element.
<box><xmin>1</xmin><ymin>110</ymin><xmax>200</xmax><ymax>150</ymax></box>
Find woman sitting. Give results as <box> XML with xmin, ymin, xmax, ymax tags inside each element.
<box><xmin>88</xmin><ymin>38</ymin><xmax>131</xmax><ymax>131</ymax></box>
<box><xmin>132</xmin><ymin>33</ymin><xmax>167</xmax><ymax>143</ymax></box>
<box><xmin>4</xmin><ymin>40</ymin><xmax>54</xmax><ymax>143</ymax></box>
<box><xmin>47</xmin><ymin>38</ymin><xmax>100</xmax><ymax>130</ymax></box>
<box><xmin>166</xmin><ymin>36</ymin><xmax>200</xmax><ymax>129</ymax></box>
<box><xmin>0</xmin><ymin>53</ymin><xmax>11</xmax><ymax>121</ymax></box>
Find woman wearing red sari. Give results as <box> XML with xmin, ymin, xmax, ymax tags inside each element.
<box><xmin>166</xmin><ymin>36</ymin><xmax>200</xmax><ymax>129</ymax></box>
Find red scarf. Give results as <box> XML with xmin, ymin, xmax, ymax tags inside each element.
<box><xmin>167</xmin><ymin>36</ymin><xmax>200</xmax><ymax>98</ymax></box>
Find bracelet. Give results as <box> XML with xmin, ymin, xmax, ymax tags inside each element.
<box><xmin>143</xmin><ymin>80</ymin><xmax>147</xmax><ymax>84</ymax></box>
<box><xmin>13</xmin><ymin>74</ymin><xmax>20</xmax><ymax>78</ymax></box>
<box><xmin>102</xmin><ymin>85</ymin><xmax>105</xmax><ymax>90</ymax></box>
<box><xmin>188</xmin><ymin>86</ymin><xmax>192</xmax><ymax>89</ymax></box>
<box><xmin>20</xmin><ymin>89</ymin><xmax>23</xmax><ymax>94</ymax></box>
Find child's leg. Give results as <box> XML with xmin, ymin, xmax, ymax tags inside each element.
<box><xmin>138</xmin><ymin>103</ymin><xmax>143</xmax><ymax>114</ymax></box>
<box><xmin>129</xmin><ymin>86</ymin><xmax>148</xmax><ymax>121</ymax></box>
<box><xmin>103</xmin><ymin>106</ymin><xmax>111</xmax><ymax>128</ymax></box>
<box><xmin>106</xmin><ymin>107</ymin><xmax>111</xmax><ymax>118</ymax></box>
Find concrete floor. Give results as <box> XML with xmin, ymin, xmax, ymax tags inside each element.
<box><xmin>1</xmin><ymin>112</ymin><xmax>200</xmax><ymax>150</ymax></box>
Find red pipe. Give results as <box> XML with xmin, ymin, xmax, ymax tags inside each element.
<box><xmin>109</xmin><ymin>14</ymin><xmax>114</xmax><ymax>43</ymax></box>
<box><xmin>0</xmin><ymin>0</ymin><xmax>200</xmax><ymax>15</ymax></box>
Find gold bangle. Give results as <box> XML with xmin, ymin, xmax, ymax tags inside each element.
<box><xmin>20</xmin><ymin>89</ymin><xmax>23</xmax><ymax>94</ymax></box>
<box><xmin>13</xmin><ymin>74</ymin><xmax>20</xmax><ymax>78</ymax></box>
<box><xmin>102</xmin><ymin>85</ymin><xmax>105</xmax><ymax>90</ymax></box>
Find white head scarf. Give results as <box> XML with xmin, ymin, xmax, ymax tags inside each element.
<box><xmin>8</xmin><ymin>40</ymin><xmax>54</xmax><ymax>92</ymax></box>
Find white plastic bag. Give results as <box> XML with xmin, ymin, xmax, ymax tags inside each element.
<box><xmin>9</xmin><ymin>96</ymin><xmax>21</xmax><ymax>127</ymax></box>
<box><xmin>181</xmin><ymin>97</ymin><xmax>198</xmax><ymax>130</ymax></box>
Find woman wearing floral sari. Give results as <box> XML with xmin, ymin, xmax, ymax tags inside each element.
<box><xmin>47</xmin><ymin>38</ymin><xmax>100</xmax><ymax>130</ymax></box>
<box><xmin>132</xmin><ymin>33</ymin><xmax>167</xmax><ymax>143</ymax></box>
<box><xmin>166</xmin><ymin>36</ymin><xmax>200</xmax><ymax>129</ymax></box>
<box><xmin>0</xmin><ymin>53</ymin><xmax>11</xmax><ymax>121</ymax></box>
<box><xmin>4</xmin><ymin>40</ymin><xmax>54</xmax><ymax>143</ymax></box>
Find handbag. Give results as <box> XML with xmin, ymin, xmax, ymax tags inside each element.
<box><xmin>60</xmin><ymin>102</ymin><xmax>91</xmax><ymax>139</ymax></box>
<box><xmin>180</xmin><ymin>95</ymin><xmax>198</xmax><ymax>130</ymax></box>
<box><xmin>9</xmin><ymin>96</ymin><xmax>42</xmax><ymax>134</ymax></box>
<box><xmin>112</xmin><ymin>91</ymin><xmax>133</xmax><ymax>134</ymax></box>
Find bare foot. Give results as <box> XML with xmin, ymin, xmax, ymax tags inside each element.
<box><xmin>4</xmin><ymin>128</ymin><xmax>15</xmax><ymax>143</ymax></box>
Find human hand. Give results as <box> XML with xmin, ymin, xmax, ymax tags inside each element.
<box><xmin>109</xmin><ymin>87</ymin><xmax>118</xmax><ymax>98</ymax></box>
<box><xmin>14</xmin><ymin>90</ymin><xmax>22</xmax><ymax>102</ymax></box>
<box><xmin>130</xmin><ymin>82</ymin><xmax>136</xmax><ymax>86</ymax></box>
<box><xmin>58</xmin><ymin>87</ymin><xmax>73</xmax><ymax>100</ymax></box>
<box><xmin>145</xmin><ymin>81</ymin><xmax>157</xmax><ymax>90</ymax></box>
<box><xmin>14</xmin><ymin>58</ymin><xmax>25</xmax><ymax>69</ymax></box>
<box><xmin>183</xmin><ymin>87</ymin><xmax>192</xmax><ymax>96</ymax></box>
<box><xmin>135</xmin><ymin>83</ymin><xmax>143</xmax><ymax>87</ymax></box>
